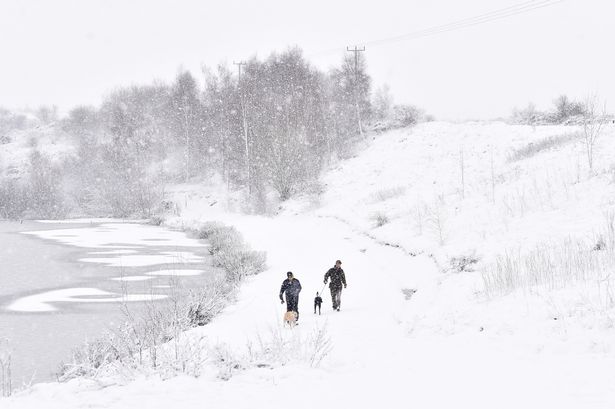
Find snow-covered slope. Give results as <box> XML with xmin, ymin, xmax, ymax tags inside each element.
<box><xmin>0</xmin><ymin>124</ymin><xmax>76</xmax><ymax>178</ymax></box>
<box><xmin>7</xmin><ymin>121</ymin><xmax>615</xmax><ymax>408</ymax></box>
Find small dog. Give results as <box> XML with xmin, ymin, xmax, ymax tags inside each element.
<box><xmin>314</xmin><ymin>292</ymin><xmax>323</xmax><ymax>315</ymax></box>
<box><xmin>283</xmin><ymin>311</ymin><xmax>298</xmax><ymax>327</ymax></box>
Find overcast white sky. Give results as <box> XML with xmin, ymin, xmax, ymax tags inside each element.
<box><xmin>0</xmin><ymin>0</ymin><xmax>612</xmax><ymax>120</ymax></box>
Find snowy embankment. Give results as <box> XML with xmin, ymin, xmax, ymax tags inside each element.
<box><xmin>7</xmin><ymin>121</ymin><xmax>615</xmax><ymax>408</ymax></box>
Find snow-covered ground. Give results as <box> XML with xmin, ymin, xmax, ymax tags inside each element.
<box><xmin>6</xmin><ymin>121</ymin><xmax>615</xmax><ymax>408</ymax></box>
<box><xmin>0</xmin><ymin>124</ymin><xmax>75</xmax><ymax>178</ymax></box>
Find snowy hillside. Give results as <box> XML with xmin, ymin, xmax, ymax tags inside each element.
<box><xmin>0</xmin><ymin>124</ymin><xmax>76</xmax><ymax>179</ymax></box>
<box><xmin>6</xmin><ymin>121</ymin><xmax>615</xmax><ymax>408</ymax></box>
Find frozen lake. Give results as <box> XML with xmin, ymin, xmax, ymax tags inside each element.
<box><xmin>0</xmin><ymin>219</ymin><xmax>217</xmax><ymax>385</ymax></box>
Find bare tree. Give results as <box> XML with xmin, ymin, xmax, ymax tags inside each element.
<box><xmin>582</xmin><ymin>94</ymin><xmax>607</xmax><ymax>175</ymax></box>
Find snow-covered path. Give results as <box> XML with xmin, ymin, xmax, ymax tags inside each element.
<box><xmin>8</xmin><ymin>213</ymin><xmax>615</xmax><ymax>408</ymax></box>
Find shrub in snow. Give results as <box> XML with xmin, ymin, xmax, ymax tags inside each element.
<box><xmin>197</xmin><ymin>222</ymin><xmax>243</xmax><ymax>253</ymax></box>
<box><xmin>58</xmin><ymin>337</ymin><xmax>121</xmax><ymax>381</ymax></box>
<box><xmin>370</xmin><ymin>212</ymin><xmax>390</xmax><ymax>228</ymax></box>
<box><xmin>156</xmin><ymin>334</ymin><xmax>207</xmax><ymax>379</ymax></box>
<box><xmin>213</xmin><ymin>249</ymin><xmax>267</xmax><ymax>282</ymax></box>
<box><xmin>148</xmin><ymin>215</ymin><xmax>165</xmax><ymax>226</ymax></box>
<box><xmin>593</xmin><ymin>235</ymin><xmax>606</xmax><ymax>251</ymax></box>
<box><xmin>216</xmin><ymin>324</ymin><xmax>332</xmax><ymax>380</ymax></box>
<box><xmin>212</xmin><ymin>344</ymin><xmax>245</xmax><ymax>381</ymax></box>
<box><xmin>186</xmin><ymin>278</ymin><xmax>234</xmax><ymax>327</ymax></box>
<box><xmin>393</xmin><ymin>104</ymin><xmax>424</xmax><ymax>127</ymax></box>
<box><xmin>510</xmin><ymin>103</ymin><xmax>542</xmax><ymax>125</ymax></box>
<box><xmin>58</xmin><ymin>288</ymin><xmax>224</xmax><ymax>381</ymax></box>
<box><xmin>553</xmin><ymin>94</ymin><xmax>586</xmax><ymax>124</ymax></box>
<box><xmin>449</xmin><ymin>254</ymin><xmax>480</xmax><ymax>273</ymax></box>
<box><xmin>401</xmin><ymin>288</ymin><xmax>417</xmax><ymax>300</ymax></box>
<box><xmin>196</xmin><ymin>221</ymin><xmax>267</xmax><ymax>281</ymax></box>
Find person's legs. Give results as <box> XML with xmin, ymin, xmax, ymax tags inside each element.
<box><xmin>288</xmin><ymin>295</ymin><xmax>299</xmax><ymax>321</ymax></box>
<box><xmin>335</xmin><ymin>288</ymin><xmax>343</xmax><ymax>310</ymax></box>
<box><xmin>330</xmin><ymin>287</ymin><xmax>337</xmax><ymax>309</ymax></box>
<box><xmin>286</xmin><ymin>297</ymin><xmax>293</xmax><ymax>312</ymax></box>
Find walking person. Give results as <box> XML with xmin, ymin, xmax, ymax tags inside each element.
<box><xmin>323</xmin><ymin>260</ymin><xmax>347</xmax><ymax>311</ymax></box>
<box><xmin>314</xmin><ymin>292</ymin><xmax>323</xmax><ymax>315</ymax></box>
<box><xmin>280</xmin><ymin>271</ymin><xmax>302</xmax><ymax>322</ymax></box>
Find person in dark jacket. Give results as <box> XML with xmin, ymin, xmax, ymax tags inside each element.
<box><xmin>323</xmin><ymin>260</ymin><xmax>347</xmax><ymax>311</ymax></box>
<box><xmin>314</xmin><ymin>292</ymin><xmax>323</xmax><ymax>315</ymax></box>
<box><xmin>280</xmin><ymin>271</ymin><xmax>302</xmax><ymax>321</ymax></box>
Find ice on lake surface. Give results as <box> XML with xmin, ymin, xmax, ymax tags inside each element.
<box><xmin>7</xmin><ymin>288</ymin><xmax>168</xmax><ymax>312</ymax></box>
<box><xmin>23</xmin><ymin>222</ymin><xmax>206</xmax><ymax>248</ymax></box>
<box><xmin>144</xmin><ymin>269</ymin><xmax>205</xmax><ymax>276</ymax></box>
<box><xmin>79</xmin><ymin>251</ymin><xmax>204</xmax><ymax>267</ymax></box>
<box><xmin>89</xmin><ymin>249</ymin><xmax>139</xmax><ymax>255</ymax></box>
<box><xmin>110</xmin><ymin>275</ymin><xmax>155</xmax><ymax>282</ymax></box>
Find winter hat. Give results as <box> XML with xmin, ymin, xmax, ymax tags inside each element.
<box><xmin>287</xmin><ymin>271</ymin><xmax>293</xmax><ymax>277</ymax></box>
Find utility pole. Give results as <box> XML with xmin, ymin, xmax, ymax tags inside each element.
<box><xmin>346</xmin><ymin>45</ymin><xmax>366</xmax><ymax>137</ymax></box>
<box><xmin>233</xmin><ymin>61</ymin><xmax>246</xmax><ymax>83</ymax></box>
<box><xmin>234</xmin><ymin>61</ymin><xmax>251</xmax><ymax>193</ymax></box>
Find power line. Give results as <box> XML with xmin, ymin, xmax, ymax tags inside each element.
<box><xmin>370</xmin><ymin>0</ymin><xmax>563</xmax><ymax>46</ymax></box>
<box><xmin>312</xmin><ymin>0</ymin><xmax>564</xmax><ymax>56</ymax></box>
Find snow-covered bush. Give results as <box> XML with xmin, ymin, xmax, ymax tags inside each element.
<box><xmin>196</xmin><ymin>221</ymin><xmax>267</xmax><ymax>281</ymax></box>
<box><xmin>449</xmin><ymin>254</ymin><xmax>480</xmax><ymax>273</ymax></box>
<box><xmin>156</xmin><ymin>333</ymin><xmax>207</xmax><ymax>379</ymax></box>
<box><xmin>148</xmin><ymin>215</ymin><xmax>165</xmax><ymax>226</ymax></box>
<box><xmin>370</xmin><ymin>212</ymin><xmax>390</xmax><ymax>228</ymax></box>
<box><xmin>214</xmin><ymin>249</ymin><xmax>267</xmax><ymax>281</ymax></box>
<box><xmin>393</xmin><ymin>104</ymin><xmax>424</xmax><ymax>127</ymax></box>
<box><xmin>215</xmin><ymin>324</ymin><xmax>332</xmax><ymax>381</ymax></box>
<box><xmin>401</xmin><ymin>288</ymin><xmax>417</xmax><ymax>300</ymax></box>
<box><xmin>187</xmin><ymin>278</ymin><xmax>234</xmax><ymax>327</ymax></box>
<box><xmin>58</xmin><ymin>289</ymin><xmax>222</xmax><ymax>381</ymax></box>
<box><xmin>197</xmin><ymin>222</ymin><xmax>244</xmax><ymax>254</ymax></box>
<box><xmin>58</xmin><ymin>336</ymin><xmax>121</xmax><ymax>381</ymax></box>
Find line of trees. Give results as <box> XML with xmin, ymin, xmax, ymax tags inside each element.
<box><xmin>511</xmin><ymin>94</ymin><xmax>598</xmax><ymax>125</ymax></box>
<box><xmin>2</xmin><ymin>47</ymin><xmax>424</xmax><ymax>218</ymax></box>
<box><xmin>63</xmin><ymin>47</ymin><xmax>372</xmax><ymax>214</ymax></box>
